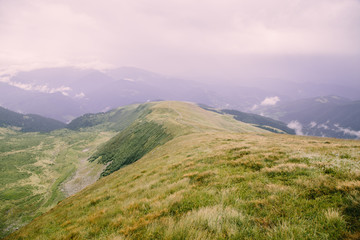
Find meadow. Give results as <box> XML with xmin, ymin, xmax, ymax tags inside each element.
<box><xmin>0</xmin><ymin>128</ymin><xmax>114</xmax><ymax>238</ymax></box>
<box><xmin>5</xmin><ymin>102</ymin><xmax>360</xmax><ymax>239</ymax></box>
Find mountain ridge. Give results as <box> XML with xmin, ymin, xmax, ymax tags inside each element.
<box><xmin>3</xmin><ymin>66</ymin><xmax>359</xmax><ymax>123</ymax></box>
<box><xmin>0</xmin><ymin>106</ymin><xmax>66</xmax><ymax>132</ymax></box>
<box><xmin>0</xmin><ymin>101</ymin><xmax>270</xmax><ymax>238</ymax></box>
<box><xmin>2</xmin><ymin>101</ymin><xmax>360</xmax><ymax>239</ymax></box>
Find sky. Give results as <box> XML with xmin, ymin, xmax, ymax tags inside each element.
<box><xmin>1</xmin><ymin>0</ymin><xmax>359</xmax><ymax>85</ymax></box>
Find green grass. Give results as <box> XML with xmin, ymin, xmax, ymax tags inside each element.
<box><xmin>90</xmin><ymin>121</ymin><xmax>173</xmax><ymax>177</ymax></box>
<box><xmin>5</xmin><ymin>101</ymin><xmax>360</xmax><ymax>240</ymax></box>
<box><xmin>0</xmin><ymin>129</ymin><xmax>115</xmax><ymax>238</ymax></box>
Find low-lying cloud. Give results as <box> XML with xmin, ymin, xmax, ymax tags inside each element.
<box><xmin>334</xmin><ymin>124</ymin><xmax>360</xmax><ymax>138</ymax></box>
<box><xmin>1</xmin><ymin>0</ymin><xmax>359</xmax><ymax>84</ymax></box>
<box><xmin>287</xmin><ymin>120</ymin><xmax>304</xmax><ymax>135</ymax></box>
<box><xmin>260</xmin><ymin>96</ymin><xmax>280</xmax><ymax>106</ymax></box>
<box><xmin>0</xmin><ymin>75</ymin><xmax>71</xmax><ymax>95</ymax></box>
<box><xmin>309</xmin><ymin>121</ymin><xmax>317</xmax><ymax>128</ymax></box>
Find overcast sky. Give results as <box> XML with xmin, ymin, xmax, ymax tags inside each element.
<box><xmin>1</xmin><ymin>0</ymin><xmax>359</xmax><ymax>85</ymax></box>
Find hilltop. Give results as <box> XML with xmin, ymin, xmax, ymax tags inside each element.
<box><xmin>3</xmin><ymin>101</ymin><xmax>360</xmax><ymax>239</ymax></box>
<box><xmin>0</xmin><ymin>101</ymin><xmax>268</xmax><ymax>238</ymax></box>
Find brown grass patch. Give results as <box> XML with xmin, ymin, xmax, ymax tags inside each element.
<box><xmin>262</xmin><ymin>163</ymin><xmax>309</xmax><ymax>173</ymax></box>
<box><xmin>336</xmin><ymin>181</ymin><xmax>360</xmax><ymax>192</ymax></box>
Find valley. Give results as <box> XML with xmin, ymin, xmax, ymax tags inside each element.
<box><xmin>1</xmin><ymin>101</ymin><xmax>359</xmax><ymax>239</ymax></box>
<box><xmin>0</xmin><ymin>128</ymin><xmax>115</xmax><ymax>238</ymax></box>
<box><xmin>2</xmin><ymin>1</ymin><xmax>360</xmax><ymax>239</ymax></box>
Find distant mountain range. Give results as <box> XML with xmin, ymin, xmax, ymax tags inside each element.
<box><xmin>1</xmin><ymin>67</ymin><xmax>359</xmax><ymax>123</ymax></box>
<box><xmin>253</xmin><ymin>95</ymin><xmax>360</xmax><ymax>139</ymax></box>
<box><xmin>0</xmin><ymin>106</ymin><xmax>65</xmax><ymax>132</ymax></box>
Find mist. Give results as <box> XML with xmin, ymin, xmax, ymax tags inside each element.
<box><xmin>1</xmin><ymin>0</ymin><xmax>359</xmax><ymax>88</ymax></box>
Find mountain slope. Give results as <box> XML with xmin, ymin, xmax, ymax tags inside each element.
<box><xmin>75</xmin><ymin>101</ymin><xmax>269</xmax><ymax>177</ymax></box>
<box><xmin>0</xmin><ymin>106</ymin><xmax>66</xmax><ymax>132</ymax></box>
<box><xmin>5</xmin><ymin>101</ymin><xmax>360</xmax><ymax>240</ymax></box>
<box><xmin>198</xmin><ymin>104</ymin><xmax>295</xmax><ymax>134</ymax></box>
<box><xmin>7</xmin><ymin>66</ymin><xmax>359</xmax><ymax>123</ymax></box>
<box><xmin>0</xmin><ymin>101</ymin><xmax>268</xmax><ymax>238</ymax></box>
<box><xmin>255</xmin><ymin>96</ymin><xmax>360</xmax><ymax>139</ymax></box>
<box><xmin>0</xmin><ymin>128</ymin><xmax>115</xmax><ymax>238</ymax></box>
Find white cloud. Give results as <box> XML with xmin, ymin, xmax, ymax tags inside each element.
<box><xmin>334</xmin><ymin>124</ymin><xmax>360</xmax><ymax>138</ymax></box>
<box><xmin>250</xmin><ymin>104</ymin><xmax>258</xmax><ymax>111</ymax></box>
<box><xmin>0</xmin><ymin>75</ymin><xmax>11</xmax><ymax>83</ymax></box>
<box><xmin>124</xmin><ymin>78</ymin><xmax>135</xmax><ymax>82</ymax></box>
<box><xmin>287</xmin><ymin>120</ymin><xmax>304</xmax><ymax>135</ymax></box>
<box><xmin>0</xmin><ymin>0</ymin><xmax>359</xmax><ymax>78</ymax></box>
<box><xmin>2</xmin><ymin>78</ymin><xmax>72</xmax><ymax>96</ymax></box>
<box><xmin>318</xmin><ymin>123</ymin><xmax>329</xmax><ymax>130</ymax></box>
<box><xmin>260</xmin><ymin>96</ymin><xmax>280</xmax><ymax>106</ymax></box>
<box><xmin>74</xmin><ymin>92</ymin><xmax>86</xmax><ymax>99</ymax></box>
<box><xmin>101</xmin><ymin>106</ymin><xmax>111</xmax><ymax>112</ymax></box>
<box><xmin>309</xmin><ymin>121</ymin><xmax>317</xmax><ymax>128</ymax></box>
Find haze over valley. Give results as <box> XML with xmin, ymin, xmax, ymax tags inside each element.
<box><xmin>1</xmin><ymin>0</ymin><xmax>360</xmax><ymax>239</ymax></box>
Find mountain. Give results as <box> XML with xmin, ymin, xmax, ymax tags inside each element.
<box><xmin>0</xmin><ymin>101</ymin><xmax>269</xmax><ymax>238</ymax></box>
<box><xmin>0</xmin><ymin>106</ymin><xmax>66</xmax><ymax>132</ymax></box>
<box><xmin>2</xmin><ymin>101</ymin><xmax>360</xmax><ymax>239</ymax></box>
<box><xmin>4</xmin><ymin>66</ymin><xmax>358</xmax><ymax>123</ymax></box>
<box><xmin>198</xmin><ymin>104</ymin><xmax>295</xmax><ymax>134</ymax></box>
<box><xmin>0</xmin><ymin>82</ymin><xmax>87</xmax><ymax>123</ymax></box>
<box><xmin>1</xmin><ymin>67</ymin><xmax>215</xmax><ymax>122</ymax></box>
<box><xmin>245</xmin><ymin>79</ymin><xmax>360</xmax><ymax>101</ymax></box>
<box><xmin>253</xmin><ymin>95</ymin><xmax>360</xmax><ymax>139</ymax></box>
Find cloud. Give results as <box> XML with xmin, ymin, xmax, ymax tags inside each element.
<box><xmin>309</xmin><ymin>121</ymin><xmax>317</xmax><ymax>128</ymax></box>
<box><xmin>250</xmin><ymin>104</ymin><xmax>258</xmax><ymax>111</ymax></box>
<box><xmin>74</xmin><ymin>92</ymin><xmax>86</xmax><ymax>99</ymax></box>
<box><xmin>318</xmin><ymin>123</ymin><xmax>329</xmax><ymax>130</ymax></box>
<box><xmin>287</xmin><ymin>120</ymin><xmax>304</xmax><ymax>135</ymax></box>
<box><xmin>260</xmin><ymin>96</ymin><xmax>280</xmax><ymax>106</ymax></box>
<box><xmin>334</xmin><ymin>124</ymin><xmax>360</xmax><ymax>138</ymax></box>
<box><xmin>0</xmin><ymin>0</ymin><xmax>359</xmax><ymax>81</ymax></box>
<box><xmin>0</xmin><ymin>76</ymin><xmax>72</xmax><ymax>95</ymax></box>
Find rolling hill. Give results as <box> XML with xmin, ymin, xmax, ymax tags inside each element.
<box><xmin>0</xmin><ymin>106</ymin><xmax>66</xmax><ymax>132</ymax></box>
<box><xmin>2</xmin><ymin>101</ymin><xmax>360</xmax><ymax>239</ymax></box>
<box><xmin>198</xmin><ymin>104</ymin><xmax>295</xmax><ymax>135</ymax></box>
<box><xmin>0</xmin><ymin>101</ymin><xmax>268</xmax><ymax>238</ymax></box>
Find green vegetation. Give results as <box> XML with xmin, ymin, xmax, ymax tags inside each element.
<box><xmin>4</xmin><ymin>101</ymin><xmax>360</xmax><ymax>240</ymax></box>
<box><xmin>198</xmin><ymin>104</ymin><xmax>295</xmax><ymax>134</ymax></box>
<box><xmin>0</xmin><ymin>129</ymin><xmax>115</xmax><ymax>238</ymax></box>
<box><xmin>90</xmin><ymin>121</ymin><xmax>173</xmax><ymax>177</ymax></box>
<box><xmin>67</xmin><ymin>103</ymin><xmax>152</xmax><ymax>131</ymax></box>
<box><xmin>0</xmin><ymin>106</ymin><xmax>66</xmax><ymax>132</ymax></box>
<box><xmin>221</xmin><ymin>109</ymin><xmax>295</xmax><ymax>134</ymax></box>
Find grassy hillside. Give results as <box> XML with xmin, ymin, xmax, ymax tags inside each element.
<box><xmin>5</xmin><ymin>101</ymin><xmax>360</xmax><ymax>240</ymax></box>
<box><xmin>66</xmin><ymin>103</ymin><xmax>149</xmax><ymax>131</ymax></box>
<box><xmin>0</xmin><ymin>106</ymin><xmax>66</xmax><ymax>132</ymax></box>
<box><xmin>1</xmin><ymin>101</ymin><xmax>262</xmax><ymax>238</ymax></box>
<box><xmin>0</xmin><ymin>128</ymin><xmax>115</xmax><ymax>238</ymax></box>
<box><xmin>221</xmin><ymin>109</ymin><xmax>295</xmax><ymax>134</ymax></box>
<box><xmin>198</xmin><ymin>104</ymin><xmax>295</xmax><ymax>134</ymax></box>
<box><xmin>77</xmin><ymin>101</ymin><xmax>267</xmax><ymax>177</ymax></box>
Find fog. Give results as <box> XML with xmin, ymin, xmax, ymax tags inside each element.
<box><xmin>1</xmin><ymin>0</ymin><xmax>359</xmax><ymax>87</ymax></box>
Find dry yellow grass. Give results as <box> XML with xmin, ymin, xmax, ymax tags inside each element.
<box><xmin>4</xmin><ymin>101</ymin><xmax>360</xmax><ymax>239</ymax></box>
